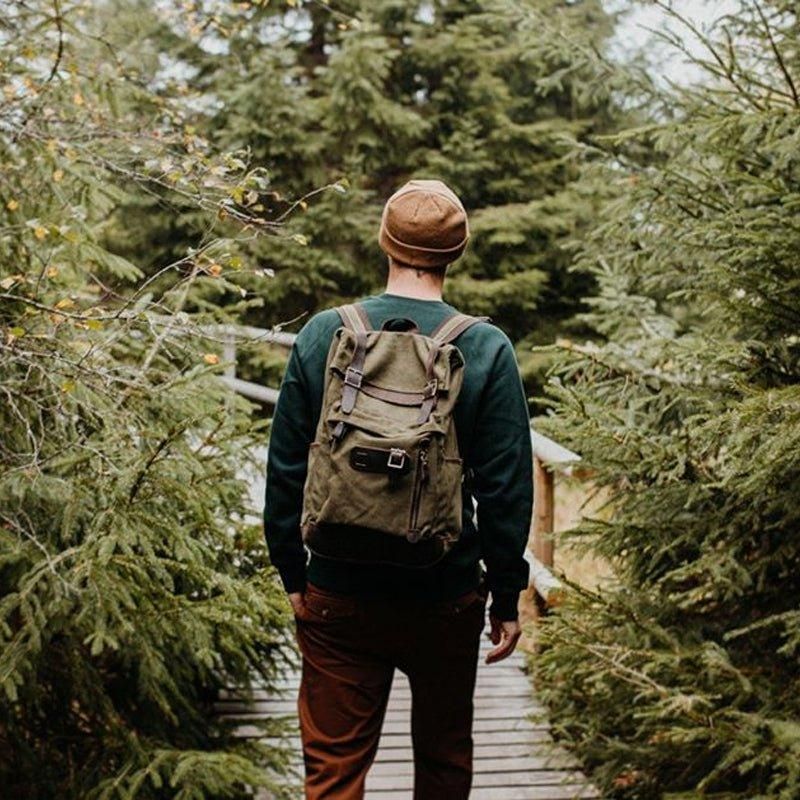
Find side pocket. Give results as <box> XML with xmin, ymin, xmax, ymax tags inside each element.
<box><xmin>437</xmin><ymin>455</ymin><xmax>464</xmax><ymax>541</ymax></box>
<box><xmin>301</xmin><ymin>442</ymin><xmax>326</xmax><ymax>534</ymax></box>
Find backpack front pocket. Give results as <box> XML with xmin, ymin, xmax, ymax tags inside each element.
<box><xmin>314</xmin><ymin>423</ymin><xmax>437</xmax><ymax>541</ymax></box>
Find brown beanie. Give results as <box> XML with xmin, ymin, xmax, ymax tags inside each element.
<box><xmin>378</xmin><ymin>179</ymin><xmax>470</xmax><ymax>269</ymax></box>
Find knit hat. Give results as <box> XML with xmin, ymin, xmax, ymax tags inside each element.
<box><xmin>378</xmin><ymin>179</ymin><xmax>470</xmax><ymax>269</ymax></box>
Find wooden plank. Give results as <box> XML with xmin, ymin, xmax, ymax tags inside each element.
<box><xmin>367</xmin><ymin>769</ymin><xmax>596</xmax><ymax>790</ymax></box>
<box><xmin>369</xmin><ymin>756</ymin><xmax>579</xmax><ymax>777</ymax></box>
<box><xmin>373</xmin><ymin>743</ymin><xmax>555</xmax><ymax>763</ymax></box>
<box><xmin>366</xmin><ymin>787</ymin><xmax>598</xmax><ymax>800</ymax></box>
<box><xmin>233</xmin><ymin>714</ymin><xmax>549</xmax><ymax>736</ymax></box>
<box><xmin>234</xmin><ymin>698</ymin><xmax>547</xmax><ymax>716</ymax></box>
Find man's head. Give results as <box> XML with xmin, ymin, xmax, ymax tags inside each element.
<box><xmin>378</xmin><ymin>179</ymin><xmax>469</xmax><ymax>278</ymax></box>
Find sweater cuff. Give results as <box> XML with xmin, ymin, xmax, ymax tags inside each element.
<box><xmin>489</xmin><ymin>592</ymin><xmax>520</xmax><ymax>622</ymax></box>
<box><xmin>278</xmin><ymin>562</ymin><xmax>307</xmax><ymax>595</ymax></box>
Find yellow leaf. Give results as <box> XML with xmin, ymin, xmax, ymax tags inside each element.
<box><xmin>53</xmin><ymin>169</ymin><xmax>64</xmax><ymax>183</ymax></box>
<box><xmin>46</xmin><ymin>266</ymin><xmax>59</xmax><ymax>278</ymax></box>
<box><xmin>73</xmin><ymin>92</ymin><xmax>84</xmax><ymax>106</ymax></box>
<box><xmin>208</xmin><ymin>263</ymin><xmax>222</xmax><ymax>277</ymax></box>
<box><xmin>55</xmin><ymin>297</ymin><xmax>75</xmax><ymax>309</ymax></box>
<box><xmin>85</xmin><ymin>319</ymin><xmax>103</xmax><ymax>331</ymax></box>
<box><xmin>292</xmin><ymin>233</ymin><xmax>308</xmax><ymax>246</ymax></box>
<box><xmin>34</xmin><ymin>226</ymin><xmax>47</xmax><ymax>240</ymax></box>
<box><xmin>299</xmin><ymin>199</ymin><xmax>308</xmax><ymax>211</ymax></box>
<box><xmin>6</xmin><ymin>199</ymin><xmax>19</xmax><ymax>211</ymax></box>
<box><xmin>203</xmin><ymin>353</ymin><xmax>219</xmax><ymax>365</ymax></box>
<box><xmin>9</xmin><ymin>326</ymin><xmax>24</xmax><ymax>337</ymax></box>
<box><xmin>1</xmin><ymin>275</ymin><xmax>21</xmax><ymax>289</ymax></box>
<box><xmin>61</xmin><ymin>380</ymin><xmax>76</xmax><ymax>393</ymax></box>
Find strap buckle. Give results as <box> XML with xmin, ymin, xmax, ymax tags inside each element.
<box><xmin>423</xmin><ymin>378</ymin><xmax>438</xmax><ymax>398</ymax></box>
<box><xmin>344</xmin><ymin>366</ymin><xmax>363</xmax><ymax>389</ymax></box>
<box><xmin>387</xmin><ymin>448</ymin><xmax>406</xmax><ymax>471</ymax></box>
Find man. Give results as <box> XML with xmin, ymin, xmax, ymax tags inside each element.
<box><xmin>264</xmin><ymin>178</ymin><xmax>533</xmax><ymax>799</ymax></box>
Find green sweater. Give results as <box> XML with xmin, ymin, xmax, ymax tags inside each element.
<box><xmin>264</xmin><ymin>293</ymin><xmax>533</xmax><ymax>621</ymax></box>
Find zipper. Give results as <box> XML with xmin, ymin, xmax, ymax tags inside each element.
<box><xmin>407</xmin><ymin>439</ymin><xmax>431</xmax><ymax>542</ymax></box>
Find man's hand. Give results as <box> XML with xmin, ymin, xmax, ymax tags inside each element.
<box><xmin>288</xmin><ymin>591</ymin><xmax>306</xmax><ymax>618</ymax></box>
<box><xmin>485</xmin><ymin>613</ymin><xmax>521</xmax><ymax>664</ymax></box>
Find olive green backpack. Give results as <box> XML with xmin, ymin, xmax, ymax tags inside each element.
<box><xmin>300</xmin><ymin>302</ymin><xmax>487</xmax><ymax>567</ymax></box>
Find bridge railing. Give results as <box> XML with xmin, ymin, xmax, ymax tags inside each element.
<box><xmin>198</xmin><ymin>318</ymin><xmax>580</xmax><ymax>610</ymax></box>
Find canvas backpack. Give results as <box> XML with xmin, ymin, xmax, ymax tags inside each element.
<box><xmin>300</xmin><ymin>302</ymin><xmax>487</xmax><ymax>567</ymax></box>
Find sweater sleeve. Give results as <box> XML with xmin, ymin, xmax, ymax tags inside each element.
<box><xmin>263</xmin><ymin>343</ymin><xmax>315</xmax><ymax>594</ymax></box>
<box><xmin>469</xmin><ymin>336</ymin><xmax>533</xmax><ymax>621</ymax></box>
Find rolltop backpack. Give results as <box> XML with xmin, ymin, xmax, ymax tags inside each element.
<box><xmin>300</xmin><ymin>302</ymin><xmax>487</xmax><ymax>567</ymax></box>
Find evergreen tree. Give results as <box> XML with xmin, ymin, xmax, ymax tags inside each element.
<box><xmin>534</xmin><ymin>3</ymin><xmax>800</xmax><ymax>797</ymax></box>
<box><xmin>149</xmin><ymin>0</ymin><xmax>628</xmax><ymax>392</ymax></box>
<box><xmin>0</xmin><ymin>2</ymin><xmax>294</xmax><ymax>796</ymax></box>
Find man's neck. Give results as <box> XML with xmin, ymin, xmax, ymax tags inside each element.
<box><xmin>385</xmin><ymin>267</ymin><xmax>444</xmax><ymax>301</ymax></box>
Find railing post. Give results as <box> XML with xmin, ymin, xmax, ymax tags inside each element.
<box><xmin>223</xmin><ymin>326</ymin><xmax>237</xmax><ymax>379</ymax></box>
<box><xmin>532</xmin><ymin>456</ymin><xmax>554</xmax><ymax>569</ymax></box>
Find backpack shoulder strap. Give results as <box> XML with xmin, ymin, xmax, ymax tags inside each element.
<box><xmin>430</xmin><ymin>312</ymin><xmax>490</xmax><ymax>345</ymax></box>
<box><xmin>336</xmin><ymin>302</ymin><xmax>372</xmax><ymax>333</ymax></box>
<box><xmin>415</xmin><ymin>313</ymin><xmax>490</xmax><ymax>424</ymax></box>
<box><xmin>334</xmin><ymin>303</ymin><xmax>372</xmax><ymax>415</ymax></box>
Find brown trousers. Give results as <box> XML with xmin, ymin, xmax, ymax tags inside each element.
<box><xmin>294</xmin><ymin>582</ymin><xmax>487</xmax><ymax>800</ymax></box>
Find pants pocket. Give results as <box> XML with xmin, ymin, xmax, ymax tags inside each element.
<box><xmin>301</xmin><ymin>584</ymin><xmax>359</xmax><ymax>623</ymax></box>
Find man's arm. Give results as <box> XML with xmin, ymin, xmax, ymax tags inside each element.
<box><xmin>468</xmin><ymin>334</ymin><xmax>533</xmax><ymax>660</ymax></box>
<box><xmin>263</xmin><ymin>343</ymin><xmax>315</xmax><ymax>598</ymax></box>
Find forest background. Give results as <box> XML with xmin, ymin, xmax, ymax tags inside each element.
<box><xmin>1</xmin><ymin>1</ymin><xmax>798</xmax><ymax>799</ymax></box>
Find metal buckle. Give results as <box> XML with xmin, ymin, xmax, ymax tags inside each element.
<box><xmin>344</xmin><ymin>367</ymin><xmax>363</xmax><ymax>389</ymax></box>
<box><xmin>423</xmin><ymin>378</ymin><xmax>438</xmax><ymax>398</ymax></box>
<box><xmin>387</xmin><ymin>448</ymin><xmax>406</xmax><ymax>470</ymax></box>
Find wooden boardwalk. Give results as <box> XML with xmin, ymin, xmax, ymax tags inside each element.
<box><xmin>218</xmin><ymin>621</ymin><xmax>599</xmax><ymax>800</ymax></box>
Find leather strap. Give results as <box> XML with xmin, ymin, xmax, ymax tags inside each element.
<box><xmin>430</xmin><ymin>312</ymin><xmax>489</xmax><ymax>345</ymax></box>
<box><xmin>416</xmin><ymin>377</ymin><xmax>439</xmax><ymax>424</ymax></box>
<box><xmin>341</xmin><ymin>330</ymin><xmax>367</xmax><ymax>414</ymax></box>
<box><xmin>360</xmin><ymin>382</ymin><xmax>426</xmax><ymax>407</ymax></box>
<box><xmin>336</xmin><ymin>303</ymin><xmax>372</xmax><ymax>414</ymax></box>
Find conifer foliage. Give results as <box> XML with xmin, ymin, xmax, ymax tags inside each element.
<box><xmin>1</xmin><ymin>3</ymin><xmax>293</xmax><ymax>797</ymax></box>
<box><xmin>200</xmin><ymin>0</ymin><xmax>624</xmax><ymax>349</ymax></box>
<box><xmin>535</xmin><ymin>3</ymin><xmax>800</xmax><ymax>797</ymax></box>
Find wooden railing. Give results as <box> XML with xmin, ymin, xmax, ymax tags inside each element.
<box><xmin>206</xmin><ymin>320</ymin><xmax>580</xmax><ymax>608</ymax></box>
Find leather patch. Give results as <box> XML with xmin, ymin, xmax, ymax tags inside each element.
<box><xmin>349</xmin><ymin>446</ymin><xmax>412</xmax><ymax>476</ymax></box>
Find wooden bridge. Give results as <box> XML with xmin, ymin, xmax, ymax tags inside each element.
<box><xmin>219</xmin><ymin>603</ymin><xmax>598</xmax><ymax>799</ymax></box>
<box><xmin>209</xmin><ymin>319</ymin><xmax>599</xmax><ymax>799</ymax></box>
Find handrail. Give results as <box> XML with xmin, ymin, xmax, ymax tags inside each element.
<box><xmin>203</xmin><ymin>318</ymin><xmax>580</xmax><ymax>609</ymax></box>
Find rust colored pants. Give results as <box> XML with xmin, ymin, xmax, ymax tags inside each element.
<box><xmin>294</xmin><ymin>582</ymin><xmax>487</xmax><ymax>800</ymax></box>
